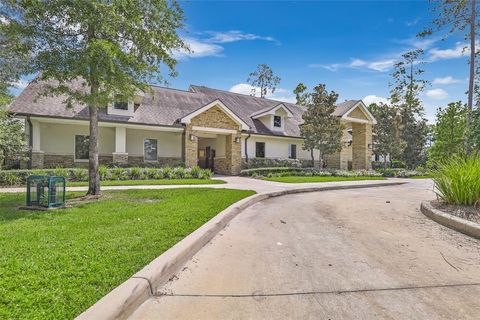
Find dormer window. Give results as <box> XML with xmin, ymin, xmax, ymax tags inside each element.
<box><xmin>273</xmin><ymin>115</ymin><xmax>282</xmax><ymax>128</ymax></box>
<box><xmin>114</xmin><ymin>101</ymin><xmax>128</xmax><ymax>110</ymax></box>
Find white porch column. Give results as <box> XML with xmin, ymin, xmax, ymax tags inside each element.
<box><xmin>30</xmin><ymin>120</ymin><xmax>44</xmax><ymax>168</ymax></box>
<box><xmin>113</xmin><ymin>126</ymin><xmax>128</xmax><ymax>163</ymax></box>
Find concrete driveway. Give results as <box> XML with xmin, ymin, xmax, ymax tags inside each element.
<box><xmin>130</xmin><ymin>180</ymin><xmax>480</xmax><ymax>319</ymax></box>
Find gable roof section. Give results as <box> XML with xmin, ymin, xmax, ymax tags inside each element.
<box><xmin>180</xmin><ymin>99</ymin><xmax>250</xmax><ymax>131</ymax></box>
<box><xmin>250</xmin><ymin>103</ymin><xmax>294</xmax><ymax>119</ymax></box>
<box><xmin>8</xmin><ymin>80</ymin><xmax>372</xmax><ymax>138</ymax></box>
<box><xmin>340</xmin><ymin>100</ymin><xmax>377</xmax><ymax>124</ymax></box>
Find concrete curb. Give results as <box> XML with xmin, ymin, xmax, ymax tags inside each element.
<box><xmin>76</xmin><ymin>181</ymin><xmax>404</xmax><ymax>320</ymax></box>
<box><xmin>420</xmin><ymin>201</ymin><xmax>480</xmax><ymax>240</ymax></box>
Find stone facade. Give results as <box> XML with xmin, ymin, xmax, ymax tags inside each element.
<box><xmin>184</xmin><ymin>105</ymin><xmax>242</xmax><ymax>175</ymax></box>
<box><xmin>41</xmin><ymin>154</ymin><xmax>113</xmax><ymax>168</ymax></box>
<box><xmin>128</xmin><ymin>156</ymin><xmax>182</xmax><ymax>167</ymax></box>
<box><xmin>31</xmin><ymin>151</ymin><xmax>44</xmax><ymax>169</ymax></box>
<box><xmin>112</xmin><ymin>152</ymin><xmax>128</xmax><ymax>164</ymax></box>
<box><xmin>351</xmin><ymin>123</ymin><xmax>372</xmax><ymax>170</ymax></box>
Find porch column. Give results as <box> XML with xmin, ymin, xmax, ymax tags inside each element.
<box><xmin>31</xmin><ymin>120</ymin><xmax>44</xmax><ymax>168</ymax></box>
<box><xmin>225</xmin><ymin>133</ymin><xmax>241</xmax><ymax>175</ymax></box>
<box><xmin>351</xmin><ymin>123</ymin><xmax>372</xmax><ymax>170</ymax></box>
<box><xmin>112</xmin><ymin>126</ymin><xmax>128</xmax><ymax>163</ymax></box>
<box><xmin>184</xmin><ymin>126</ymin><xmax>198</xmax><ymax>168</ymax></box>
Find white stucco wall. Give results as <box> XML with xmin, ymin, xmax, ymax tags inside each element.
<box><xmin>39</xmin><ymin>122</ymin><xmax>115</xmax><ymax>155</ymax></box>
<box><xmin>242</xmin><ymin>135</ymin><xmax>310</xmax><ymax>159</ymax></box>
<box><xmin>126</xmin><ymin>128</ymin><xmax>182</xmax><ymax>158</ymax></box>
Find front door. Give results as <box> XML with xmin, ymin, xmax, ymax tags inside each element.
<box><xmin>205</xmin><ymin>147</ymin><xmax>215</xmax><ymax>171</ymax></box>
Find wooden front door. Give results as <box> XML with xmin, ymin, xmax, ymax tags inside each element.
<box><xmin>205</xmin><ymin>147</ymin><xmax>215</xmax><ymax>171</ymax></box>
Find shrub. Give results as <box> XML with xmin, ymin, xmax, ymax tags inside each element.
<box><xmin>190</xmin><ymin>165</ymin><xmax>202</xmax><ymax>179</ymax></box>
<box><xmin>129</xmin><ymin>167</ymin><xmax>142</xmax><ymax>180</ymax></box>
<box><xmin>72</xmin><ymin>168</ymin><xmax>88</xmax><ymax>181</ymax></box>
<box><xmin>145</xmin><ymin>168</ymin><xmax>158</xmax><ymax>179</ymax></box>
<box><xmin>162</xmin><ymin>167</ymin><xmax>173</xmax><ymax>179</ymax></box>
<box><xmin>173</xmin><ymin>167</ymin><xmax>186</xmax><ymax>179</ymax></box>
<box><xmin>431</xmin><ymin>156</ymin><xmax>480</xmax><ymax>206</ymax></box>
<box><xmin>243</xmin><ymin>158</ymin><xmax>313</xmax><ymax>169</ymax></box>
<box><xmin>98</xmin><ymin>165</ymin><xmax>110</xmax><ymax>181</ymax></box>
<box><xmin>53</xmin><ymin>167</ymin><xmax>69</xmax><ymax>178</ymax></box>
<box><xmin>200</xmin><ymin>169</ymin><xmax>213</xmax><ymax>179</ymax></box>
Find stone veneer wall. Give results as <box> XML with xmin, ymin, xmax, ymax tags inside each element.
<box><xmin>351</xmin><ymin>123</ymin><xmax>372</xmax><ymax>170</ymax></box>
<box><xmin>42</xmin><ymin>154</ymin><xmax>113</xmax><ymax>168</ymax></box>
<box><xmin>184</xmin><ymin>105</ymin><xmax>242</xmax><ymax>175</ymax></box>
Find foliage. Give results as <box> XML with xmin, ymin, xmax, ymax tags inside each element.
<box><xmin>243</xmin><ymin>158</ymin><xmax>313</xmax><ymax>169</ymax></box>
<box><xmin>293</xmin><ymin>82</ymin><xmax>309</xmax><ymax>105</ymax></box>
<box><xmin>375</xmin><ymin>168</ymin><xmax>426</xmax><ymax>178</ymax></box>
<box><xmin>0</xmin><ymin>166</ymin><xmax>213</xmax><ymax>187</ymax></box>
<box><xmin>0</xmin><ymin>188</ymin><xmax>254</xmax><ymax>319</ymax></box>
<box><xmin>368</xmin><ymin>102</ymin><xmax>405</xmax><ymax>167</ymax></box>
<box><xmin>1</xmin><ymin>0</ymin><xmax>187</xmax><ymax>195</ymax></box>
<box><xmin>429</xmin><ymin>102</ymin><xmax>467</xmax><ymax>164</ymax></box>
<box><xmin>420</xmin><ymin>0</ymin><xmax>479</xmax><ymax>127</ymax></box>
<box><xmin>247</xmin><ymin>64</ymin><xmax>281</xmax><ymax>98</ymax></box>
<box><xmin>263</xmin><ymin>176</ymin><xmax>385</xmax><ymax>183</ymax></box>
<box><xmin>0</xmin><ymin>108</ymin><xmax>29</xmax><ymax>169</ymax></box>
<box><xmin>300</xmin><ymin>84</ymin><xmax>344</xmax><ymax>166</ymax></box>
<box><xmin>390</xmin><ymin>49</ymin><xmax>429</xmax><ymax>169</ymax></box>
<box><xmin>431</xmin><ymin>155</ymin><xmax>480</xmax><ymax>206</ymax></box>
<box><xmin>467</xmin><ymin>107</ymin><xmax>480</xmax><ymax>152</ymax></box>
<box><xmin>240</xmin><ymin>167</ymin><xmax>383</xmax><ymax>178</ymax></box>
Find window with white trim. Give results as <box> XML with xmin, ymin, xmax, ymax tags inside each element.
<box><xmin>75</xmin><ymin>135</ymin><xmax>89</xmax><ymax>160</ymax></box>
<box><xmin>255</xmin><ymin>142</ymin><xmax>265</xmax><ymax>158</ymax></box>
<box><xmin>288</xmin><ymin>144</ymin><xmax>297</xmax><ymax>159</ymax></box>
<box><xmin>113</xmin><ymin>101</ymin><xmax>129</xmax><ymax>110</ymax></box>
<box><xmin>144</xmin><ymin>138</ymin><xmax>158</xmax><ymax>161</ymax></box>
<box><xmin>273</xmin><ymin>115</ymin><xmax>282</xmax><ymax>128</ymax></box>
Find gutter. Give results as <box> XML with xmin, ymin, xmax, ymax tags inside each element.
<box><xmin>244</xmin><ymin>132</ymin><xmax>251</xmax><ymax>163</ymax></box>
<box><xmin>26</xmin><ymin>116</ymin><xmax>33</xmax><ymax>169</ymax></box>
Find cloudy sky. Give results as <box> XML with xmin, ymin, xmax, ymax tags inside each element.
<box><xmin>11</xmin><ymin>1</ymin><xmax>473</xmax><ymax>122</ymax></box>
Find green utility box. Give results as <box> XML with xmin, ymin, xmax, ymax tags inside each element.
<box><xmin>26</xmin><ymin>175</ymin><xmax>66</xmax><ymax>208</ymax></box>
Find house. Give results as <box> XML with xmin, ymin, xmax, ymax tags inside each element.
<box><xmin>8</xmin><ymin>80</ymin><xmax>377</xmax><ymax>175</ymax></box>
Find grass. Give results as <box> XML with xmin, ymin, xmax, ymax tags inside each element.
<box><xmin>67</xmin><ymin>178</ymin><xmax>225</xmax><ymax>187</ymax></box>
<box><xmin>263</xmin><ymin>176</ymin><xmax>386</xmax><ymax>183</ymax></box>
<box><xmin>0</xmin><ymin>188</ymin><xmax>255</xmax><ymax>319</ymax></box>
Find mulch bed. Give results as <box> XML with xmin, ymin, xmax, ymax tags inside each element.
<box><xmin>431</xmin><ymin>200</ymin><xmax>480</xmax><ymax>224</ymax></box>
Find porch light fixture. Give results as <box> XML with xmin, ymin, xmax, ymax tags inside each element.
<box><xmin>189</xmin><ymin>134</ymin><xmax>196</xmax><ymax>141</ymax></box>
<box><xmin>234</xmin><ymin>137</ymin><xmax>240</xmax><ymax>143</ymax></box>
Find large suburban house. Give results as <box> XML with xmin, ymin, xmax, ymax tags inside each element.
<box><xmin>8</xmin><ymin>80</ymin><xmax>376</xmax><ymax>175</ymax></box>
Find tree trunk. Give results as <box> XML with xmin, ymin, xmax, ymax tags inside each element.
<box><xmin>467</xmin><ymin>0</ymin><xmax>476</xmax><ymax>133</ymax></box>
<box><xmin>310</xmin><ymin>149</ymin><xmax>314</xmax><ymax>166</ymax></box>
<box><xmin>87</xmin><ymin>82</ymin><xmax>100</xmax><ymax>196</ymax></box>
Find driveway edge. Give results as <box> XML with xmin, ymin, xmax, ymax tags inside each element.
<box><xmin>420</xmin><ymin>201</ymin><xmax>480</xmax><ymax>240</ymax></box>
<box><xmin>76</xmin><ymin>181</ymin><xmax>405</xmax><ymax>320</ymax></box>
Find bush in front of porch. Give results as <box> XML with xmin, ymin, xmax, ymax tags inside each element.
<box><xmin>0</xmin><ymin>166</ymin><xmax>215</xmax><ymax>187</ymax></box>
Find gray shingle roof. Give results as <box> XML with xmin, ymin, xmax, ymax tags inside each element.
<box><xmin>8</xmin><ymin>80</ymin><xmax>360</xmax><ymax>138</ymax></box>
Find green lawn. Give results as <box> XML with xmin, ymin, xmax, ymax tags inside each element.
<box><xmin>0</xmin><ymin>188</ymin><xmax>255</xmax><ymax>319</ymax></box>
<box><xmin>264</xmin><ymin>176</ymin><xmax>386</xmax><ymax>183</ymax></box>
<box><xmin>67</xmin><ymin>178</ymin><xmax>225</xmax><ymax>187</ymax></box>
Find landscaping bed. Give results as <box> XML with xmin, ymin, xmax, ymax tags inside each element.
<box><xmin>430</xmin><ymin>200</ymin><xmax>480</xmax><ymax>224</ymax></box>
<box><xmin>0</xmin><ymin>165</ymin><xmax>213</xmax><ymax>187</ymax></box>
<box><xmin>0</xmin><ymin>188</ymin><xmax>255</xmax><ymax>319</ymax></box>
<box><xmin>67</xmin><ymin>178</ymin><xmax>225</xmax><ymax>187</ymax></box>
<box><xmin>264</xmin><ymin>176</ymin><xmax>386</xmax><ymax>183</ymax></box>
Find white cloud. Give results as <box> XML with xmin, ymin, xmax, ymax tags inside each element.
<box><xmin>204</xmin><ymin>30</ymin><xmax>276</xmax><ymax>44</ymax></box>
<box><xmin>432</xmin><ymin>76</ymin><xmax>461</xmax><ymax>85</ymax></box>
<box><xmin>363</xmin><ymin>95</ymin><xmax>389</xmax><ymax>106</ymax></box>
<box><xmin>428</xmin><ymin>42</ymin><xmax>467</xmax><ymax>61</ymax></box>
<box><xmin>229</xmin><ymin>83</ymin><xmax>295</xmax><ymax>103</ymax></box>
<box><xmin>405</xmin><ymin>18</ymin><xmax>420</xmax><ymax>27</ymax></box>
<box><xmin>174</xmin><ymin>38</ymin><xmax>223</xmax><ymax>59</ymax></box>
<box><xmin>426</xmin><ymin>88</ymin><xmax>449</xmax><ymax>100</ymax></box>
<box><xmin>367</xmin><ymin>59</ymin><xmax>395</xmax><ymax>72</ymax></box>
<box><xmin>349</xmin><ymin>59</ymin><xmax>367</xmax><ymax>67</ymax></box>
<box><xmin>311</xmin><ymin>58</ymin><xmax>394</xmax><ymax>72</ymax></box>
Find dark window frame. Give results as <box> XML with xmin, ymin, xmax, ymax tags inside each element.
<box><xmin>288</xmin><ymin>144</ymin><xmax>297</xmax><ymax>159</ymax></box>
<box><xmin>74</xmin><ymin>135</ymin><xmax>89</xmax><ymax>161</ymax></box>
<box><xmin>144</xmin><ymin>138</ymin><xmax>158</xmax><ymax>161</ymax></box>
<box><xmin>273</xmin><ymin>115</ymin><xmax>282</xmax><ymax>128</ymax></box>
<box><xmin>255</xmin><ymin>142</ymin><xmax>265</xmax><ymax>158</ymax></box>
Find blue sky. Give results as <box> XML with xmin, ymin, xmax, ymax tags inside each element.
<box><xmin>11</xmin><ymin>1</ymin><xmax>473</xmax><ymax>122</ymax></box>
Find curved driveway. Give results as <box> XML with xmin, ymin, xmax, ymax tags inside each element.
<box><xmin>130</xmin><ymin>180</ymin><xmax>480</xmax><ymax>319</ymax></box>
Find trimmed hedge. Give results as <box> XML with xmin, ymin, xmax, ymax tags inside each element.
<box><xmin>242</xmin><ymin>158</ymin><xmax>313</xmax><ymax>169</ymax></box>
<box><xmin>240</xmin><ymin>167</ymin><xmax>383</xmax><ymax>178</ymax></box>
<box><xmin>0</xmin><ymin>166</ymin><xmax>212</xmax><ymax>187</ymax></box>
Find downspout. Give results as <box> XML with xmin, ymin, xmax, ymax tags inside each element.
<box><xmin>181</xmin><ymin>126</ymin><xmax>186</xmax><ymax>165</ymax></box>
<box><xmin>27</xmin><ymin>116</ymin><xmax>33</xmax><ymax>169</ymax></box>
<box><xmin>244</xmin><ymin>132</ymin><xmax>251</xmax><ymax>163</ymax></box>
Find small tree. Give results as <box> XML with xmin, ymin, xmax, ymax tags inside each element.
<box><xmin>300</xmin><ymin>84</ymin><xmax>343</xmax><ymax>167</ymax></box>
<box><xmin>247</xmin><ymin>64</ymin><xmax>281</xmax><ymax>98</ymax></box>
<box><xmin>368</xmin><ymin>103</ymin><xmax>405</xmax><ymax>168</ymax></box>
<box><xmin>429</xmin><ymin>102</ymin><xmax>467</xmax><ymax>163</ymax></box>
<box><xmin>0</xmin><ymin>96</ymin><xmax>29</xmax><ymax>169</ymax></box>
<box><xmin>1</xmin><ymin>0</ymin><xmax>187</xmax><ymax>195</ymax></box>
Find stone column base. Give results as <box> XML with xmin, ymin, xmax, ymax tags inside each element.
<box><xmin>112</xmin><ymin>152</ymin><xmax>128</xmax><ymax>163</ymax></box>
<box><xmin>31</xmin><ymin>151</ymin><xmax>45</xmax><ymax>168</ymax></box>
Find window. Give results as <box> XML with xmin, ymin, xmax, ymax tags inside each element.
<box><xmin>273</xmin><ymin>115</ymin><xmax>282</xmax><ymax>128</ymax></box>
<box><xmin>255</xmin><ymin>142</ymin><xmax>265</xmax><ymax>158</ymax></box>
<box><xmin>113</xmin><ymin>101</ymin><xmax>129</xmax><ymax>110</ymax></box>
<box><xmin>144</xmin><ymin>138</ymin><xmax>158</xmax><ymax>161</ymax></box>
<box><xmin>75</xmin><ymin>135</ymin><xmax>89</xmax><ymax>160</ymax></box>
<box><xmin>288</xmin><ymin>144</ymin><xmax>297</xmax><ymax>159</ymax></box>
